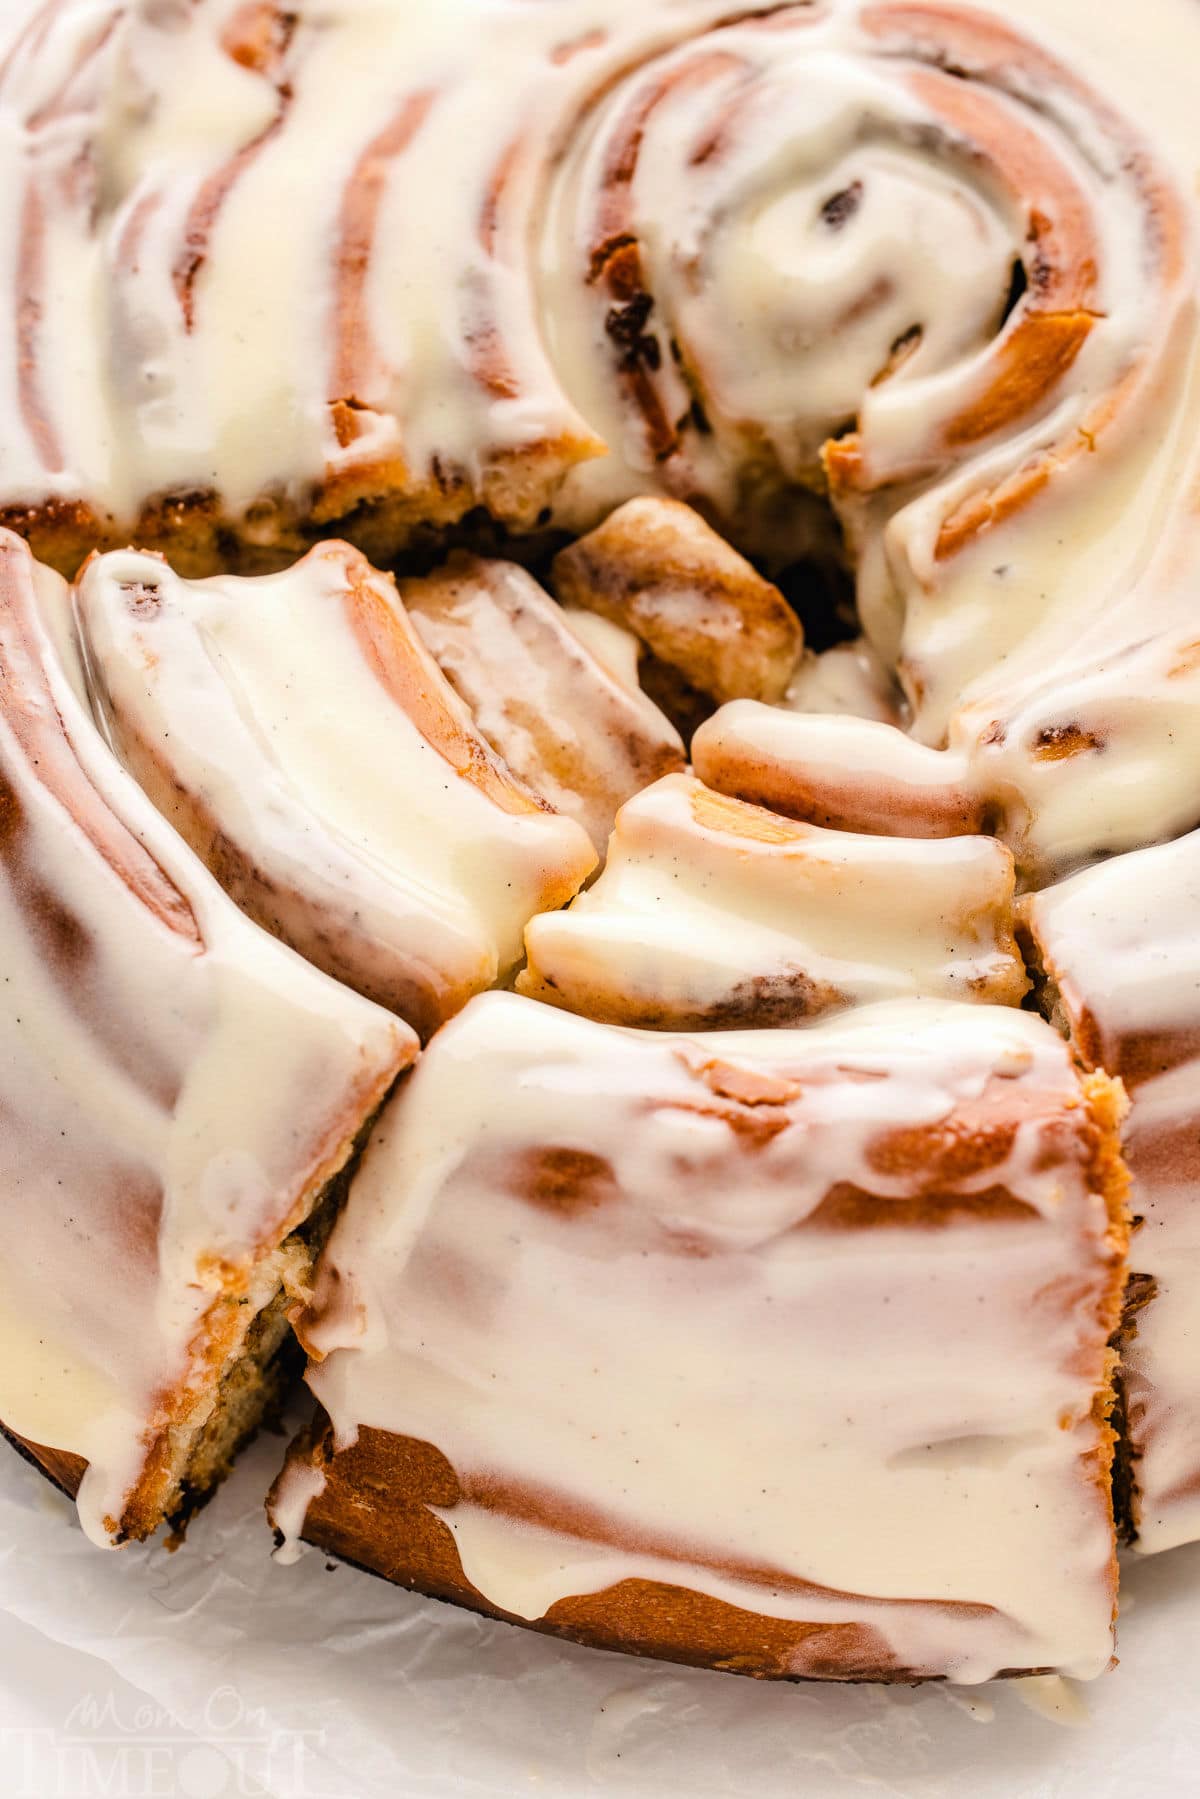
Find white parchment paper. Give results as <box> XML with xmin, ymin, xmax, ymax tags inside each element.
<box><xmin>1</xmin><ymin>1411</ymin><xmax>1199</xmax><ymax>1799</ymax></box>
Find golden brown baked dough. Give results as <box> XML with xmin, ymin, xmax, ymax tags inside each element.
<box><xmin>403</xmin><ymin>552</ymin><xmax>686</xmax><ymax>854</ymax></box>
<box><xmin>552</xmin><ymin>499</ymin><xmax>803</xmax><ymax>707</ymax></box>
<box><xmin>519</xmin><ymin>773</ymin><xmax>1028</xmax><ymax>1027</ymax></box>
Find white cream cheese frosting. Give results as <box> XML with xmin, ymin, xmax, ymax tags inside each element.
<box><xmin>0</xmin><ymin>0</ymin><xmax>1185</xmax><ymax>529</ymax></box>
<box><xmin>72</xmin><ymin>540</ymin><xmax>597</xmax><ymax>1038</ymax></box>
<box><xmin>4</xmin><ymin>0</ymin><xmax>1198</xmax><ymax>883</ymax></box>
<box><xmin>2</xmin><ymin>0</ymin><xmax>1197</xmax><ymax>1625</ymax></box>
<box><xmin>520</xmin><ymin>772</ymin><xmax>1027</xmax><ymax>1026</ymax></box>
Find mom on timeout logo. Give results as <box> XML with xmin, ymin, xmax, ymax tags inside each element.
<box><xmin>0</xmin><ymin>1684</ymin><xmax>329</xmax><ymax>1798</ymax></box>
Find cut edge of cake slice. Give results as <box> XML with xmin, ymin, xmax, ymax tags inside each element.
<box><xmin>268</xmin><ymin>992</ymin><xmax>1131</xmax><ymax>1685</ymax></box>
<box><xmin>0</xmin><ymin>528</ymin><xmax>417</xmax><ymax>1545</ymax></box>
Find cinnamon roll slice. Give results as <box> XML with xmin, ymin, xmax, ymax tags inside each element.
<box><xmin>520</xmin><ymin>773</ymin><xmax>1026</xmax><ymax>1028</ymax></box>
<box><xmin>693</xmin><ymin>706</ymin><xmax>988</xmax><ymax>839</ymax></box>
<box><xmin>73</xmin><ymin>541</ymin><xmax>597</xmax><ymax>1040</ymax></box>
<box><xmin>552</xmin><ymin>499</ymin><xmax>803</xmax><ymax>707</ymax></box>
<box><xmin>270</xmin><ymin>991</ymin><xmax>1128</xmax><ymax>1685</ymax></box>
<box><xmin>402</xmin><ymin>552</ymin><xmax>685</xmax><ymax>856</ymax></box>
<box><xmin>0</xmin><ymin>530</ymin><xmax>414</xmax><ymax>1545</ymax></box>
<box><xmin>1023</xmin><ymin>836</ymin><xmax>1200</xmax><ymax>1556</ymax></box>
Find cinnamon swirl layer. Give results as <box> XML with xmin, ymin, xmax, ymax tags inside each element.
<box><xmin>3</xmin><ymin>0</ymin><xmax>1198</xmax><ymax>876</ymax></box>
<box><xmin>73</xmin><ymin>541</ymin><xmax>597</xmax><ymax>1040</ymax></box>
<box><xmin>675</xmin><ymin>0</ymin><xmax>1200</xmax><ymax>880</ymax></box>
<box><xmin>0</xmin><ymin>529</ymin><xmax>414</xmax><ymax>1545</ymax></box>
<box><xmin>272</xmin><ymin>991</ymin><xmax>1128</xmax><ymax>1684</ymax></box>
<box><xmin>552</xmin><ymin>500</ymin><xmax>803</xmax><ymax>706</ymax></box>
<box><xmin>0</xmin><ymin>1</ymin><xmax>1183</xmax><ymax>545</ymax></box>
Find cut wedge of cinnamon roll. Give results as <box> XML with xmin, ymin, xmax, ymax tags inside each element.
<box><xmin>402</xmin><ymin>552</ymin><xmax>685</xmax><ymax>856</ymax></box>
<box><xmin>1023</xmin><ymin>836</ymin><xmax>1200</xmax><ymax>1556</ymax></box>
<box><xmin>0</xmin><ymin>529</ymin><xmax>414</xmax><ymax>1545</ymax></box>
<box><xmin>270</xmin><ymin>990</ymin><xmax>1129</xmax><ymax>1685</ymax></box>
<box><xmin>520</xmin><ymin>773</ymin><xmax>1026</xmax><ymax>1028</ymax></box>
<box><xmin>73</xmin><ymin>541</ymin><xmax>597</xmax><ymax>1040</ymax></box>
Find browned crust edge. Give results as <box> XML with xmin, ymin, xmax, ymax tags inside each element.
<box><xmin>0</xmin><ymin>429</ymin><xmax>594</xmax><ymax>582</ymax></box>
<box><xmin>1019</xmin><ymin>906</ymin><xmax>1147</xmax><ymax>1551</ymax></box>
<box><xmin>1079</xmin><ymin>1069</ymin><xmax>1134</xmax><ymax>1635</ymax></box>
<box><xmin>267</xmin><ymin>1419</ymin><xmax>955</xmax><ymax>1684</ymax></box>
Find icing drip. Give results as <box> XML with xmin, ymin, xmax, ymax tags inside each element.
<box><xmin>785</xmin><ymin>638</ymin><xmax>902</xmax><ymax>725</ymax></box>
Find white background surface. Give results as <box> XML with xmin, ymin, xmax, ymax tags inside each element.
<box><xmin>2</xmin><ymin>1425</ymin><xmax>1200</xmax><ymax>1799</ymax></box>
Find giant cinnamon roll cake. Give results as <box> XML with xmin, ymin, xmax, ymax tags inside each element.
<box><xmin>3</xmin><ymin>0</ymin><xmax>1200</xmax><ymax>1690</ymax></box>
